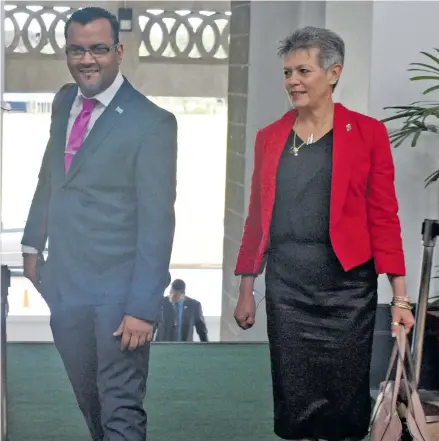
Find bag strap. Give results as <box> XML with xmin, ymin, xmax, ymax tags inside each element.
<box><xmin>399</xmin><ymin>327</ymin><xmax>439</xmax><ymax>424</ymax></box>
<box><xmin>401</xmin><ymin>331</ymin><xmax>418</xmax><ymax>387</ymax></box>
<box><xmin>393</xmin><ymin>333</ymin><xmax>404</xmax><ymax>410</ymax></box>
<box><xmin>370</xmin><ymin>335</ymin><xmax>403</xmax><ymax>426</ymax></box>
<box><xmin>384</xmin><ymin>335</ymin><xmax>404</xmax><ymax>410</ymax></box>
<box><xmin>396</xmin><ymin>327</ymin><xmax>414</xmax><ymax>414</ymax></box>
<box><xmin>396</xmin><ymin>328</ymin><xmax>435</xmax><ymax>439</ymax></box>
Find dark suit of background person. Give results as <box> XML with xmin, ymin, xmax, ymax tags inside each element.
<box><xmin>155</xmin><ymin>296</ymin><xmax>209</xmax><ymax>342</ymax></box>
<box><xmin>21</xmin><ymin>8</ymin><xmax>177</xmax><ymax>441</ymax></box>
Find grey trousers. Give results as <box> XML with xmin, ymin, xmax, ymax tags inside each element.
<box><xmin>50</xmin><ymin>303</ymin><xmax>150</xmax><ymax>441</ymax></box>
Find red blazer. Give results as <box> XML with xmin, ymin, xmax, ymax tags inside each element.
<box><xmin>235</xmin><ymin>103</ymin><xmax>406</xmax><ymax>277</ymax></box>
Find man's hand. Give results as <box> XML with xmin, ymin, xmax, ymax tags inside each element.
<box><xmin>113</xmin><ymin>315</ymin><xmax>154</xmax><ymax>351</ymax></box>
<box><xmin>23</xmin><ymin>253</ymin><xmax>38</xmax><ymax>285</ymax></box>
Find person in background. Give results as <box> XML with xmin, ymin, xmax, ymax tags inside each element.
<box><xmin>21</xmin><ymin>7</ymin><xmax>177</xmax><ymax>441</ymax></box>
<box><xmin>155</xmin><ymin>279</ymin><xmax>208</xmax><ymax>342</ymax></box>
<box><xmin>233</xmin><ymin>26</ymin><xmax>415</xmax><ymax>441</ymax></box>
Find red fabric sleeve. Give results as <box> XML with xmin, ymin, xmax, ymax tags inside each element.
<box><xmin>234</xmin><ymin>130</ymin><xmax>265</xmax><ymax>275</ymax></box>
<box><xmin>366</xmin><ymin>121</ymin><xmax>406</xmax><ymax>275</ymax></box>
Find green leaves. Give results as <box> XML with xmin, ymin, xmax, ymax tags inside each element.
<box><xmin>382</xmin><ymin>101</ymin><xmax>439</xmax><ymax>147</ymax></box>
<box><xmin>408</xmin><ymin>52</ymin><xmax>439</xmax><ymax>94</ymax></box>
<box><xmin>382</xmin><ymin>49</ymin><xmax>439</xmax><ymax>186</ymax></box>
<box><xmin>424</xmin><ymin>169</ymin><xmax>439</xmax><ymax>186</ymax></box>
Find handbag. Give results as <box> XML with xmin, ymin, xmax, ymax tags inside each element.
<box><xmin>396</xmin><ymin>328</ymin><xmax>432</xmax><ymax>441</ymax></box>
<box><xmin>369</xmin><ymin>325</ymin><xmax>431</xmax><ymax>441</ymax></box>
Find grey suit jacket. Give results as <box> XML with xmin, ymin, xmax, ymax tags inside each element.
<box><xmin>21</xmin><ymin>78</ymin><xmax>177</xmax><ymax>322</ymax></box>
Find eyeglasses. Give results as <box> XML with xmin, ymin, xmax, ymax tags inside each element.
<box><xmin>65</xmin><ymin>43</ymin><xmax>118</xmax><ymax>59</ymax></box>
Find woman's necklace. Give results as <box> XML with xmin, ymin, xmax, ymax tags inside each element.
<box><xmin>288</xmin><ymin>119</ymin><xmax>314</xmax><ymax>156</ymax></box>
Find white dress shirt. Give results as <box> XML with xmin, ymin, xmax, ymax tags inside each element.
<box><xmin>22</xmin><ymin>71</ymin><xmax>125</xmax><ymax>254</ymax></box>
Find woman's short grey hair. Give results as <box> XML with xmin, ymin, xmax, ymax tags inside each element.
<box><xmin>278</xmin><ymin>26</ymin><xmax>345</xmax><ymax>70</ymax></box>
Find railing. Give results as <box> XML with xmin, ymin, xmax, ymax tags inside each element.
<box><xmin>138</xmin><ymin>9</ymin><xmax>229</xmax><ymax>63</ymax></box>
<box><xmin>4</xmin><ymin>2</ymin><xmax>230</xmax><ymax>63</ymax></box>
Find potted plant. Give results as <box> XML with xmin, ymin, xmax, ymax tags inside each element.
<box><xmin>382</xmin><ymin>49</ymin><xmax>439</xmax><ymax>184</ymax></box>
<box><xmin>382</xmin><ymin>49</ymin><xmax>439</xmax><ymax>378</ymax></box>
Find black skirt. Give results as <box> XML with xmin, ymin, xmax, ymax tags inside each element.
<box><xmin>266</xmin><ymin>130</ymin><xmax>378</xmax><ymax>440</ymax></box>
<box><xmin>266</xmin><ymin>246</ymin><xmax>377</xmax><ymax>440</ymax></box>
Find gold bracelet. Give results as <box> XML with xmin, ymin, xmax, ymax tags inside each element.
<box><xmin>390</xmin><ymin>298</ymin><xmax>411</xmax><ymax>305</ymax></box>
<box><xmin>391</xmin><ymin>296</ymin><xmax>412</xmax><ymax>304</ymax></box>
<box><xmin>390</xmin><ymin>299</ymin><xmax>411</xmax><ymax>305</ymax></box>
<box><xmin>393</xmin><ymin>296</ymin><xmax>411</xmax><ymax>303</ymax></box>
<box><xmin>390</xmin><ymin>301</ymin><xmax>413</xmax><ymax>310</ymax></box>
<box><xmin>392</xmin><ymin>304</ymin><xmax>413</xmax><ymax>311</ymax></box>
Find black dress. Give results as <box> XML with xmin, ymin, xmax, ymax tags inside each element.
<box><xmin>265</xmin><ymin>130</ymin><xmax>378</xmax><ymax>441</ymax></box>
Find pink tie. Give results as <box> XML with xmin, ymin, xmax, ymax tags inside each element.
<box><xmin>65</xmin><ymin>98</ymin><xmax>97</xmax><ymax>173</ymax></box>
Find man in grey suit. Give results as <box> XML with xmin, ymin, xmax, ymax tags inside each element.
<box><xmin>21</xmin><ymin>7</ymin><xmax>177</xmax><ymax>441</ymax></box>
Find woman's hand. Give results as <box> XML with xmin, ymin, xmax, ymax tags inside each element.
<box><xmin>387</xmin><ymin>275</ymin><xmax>416</xmax><ymax>337</ymax></box>
<box><xmin>234</xmin><ymin>276</ymin><xmax>256</xmax><ymax>330</ymax></box>
<box><xmin>391</xmin><ymin>306</ymin><xmax>415</xmax><ymax>337</ymax></box>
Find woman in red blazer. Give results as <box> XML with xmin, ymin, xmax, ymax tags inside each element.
<box><xmin>233</xmin><ymin>27</ymin><xmax>415</xmax><ymax>441</ymax></box>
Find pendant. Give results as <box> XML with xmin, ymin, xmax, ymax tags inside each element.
<box><xmin>293</xmin><ymin>148</ymin><xmax>298</xmax><ymax>156</ymax></box>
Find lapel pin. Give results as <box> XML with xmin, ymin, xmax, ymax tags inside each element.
<box><xmin>115</xmin><ymin>106</ymin><xmax>124</xmax><ymax>114</ymax></box>
<box><xmin>346</xmin><ymin>124</ymin><xmax>352</xmax><ymax>132</ymax></box>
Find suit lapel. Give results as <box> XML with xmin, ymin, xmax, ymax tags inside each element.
<box><xmin>64</xmin><ymin>80</ymin><xmax>134</xmax><ymax>185</ymax></box>
<box><xmin>182</xmin><ymin>301</ymin><xmax>189</xmax><ymax>331</ymax></box>
<box><xmin>50</xmin><ymin>86</ymin><xmax>77</xmax><ymax>186</ymax></box>
<box><xmin>330</xmin><ymin>103</ymin><xmax>356</xmax><ymax>225</ymax></box>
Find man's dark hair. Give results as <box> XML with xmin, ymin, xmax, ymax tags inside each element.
<box><xmin>65</xmin><ymin>7</ymin><xmax>120</xmax><ymax>44</ymax></box>
<box><xmin>171</xmin><ymin>279</ymin><xmax>186</xmax><ymax>292</ymax></box>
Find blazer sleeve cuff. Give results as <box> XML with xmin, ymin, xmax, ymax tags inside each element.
<box><xmin>125</xmin><ymin>297</ymin><xmax>161</xmax><ymax>324</ymax></box>
<box><xmin>374</xmin><ymin>254</ymin><xmax>406</xmax><ymax>276</ymax></box>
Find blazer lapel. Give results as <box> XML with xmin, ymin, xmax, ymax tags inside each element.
<box><xmin>259</xmin><ymin>104</ymin><xmax>358</xmax><ymax>238</ymax></box>
<box><xmin>64</xmin><ymin>80</ymin><xmax>134</xmax><ymax>185</ymax></box>
<box><xmin>182</xmin><ymin>301</ymin><xmax>189</xmax><ymax>326</ymax></box>
<box><xmin>330</xmin><ymin>103</ymin><xmax>356</xmax><ymax>225</ymax></box>
<box><xmin>50</xmin><ymin>86</ymin><xmax>77</xmax><ymax>185</ymax></box>
<box><xmin>260</xmin><ymin>110</ymin><xmax>295</xmax><ymax>234</ymax></box>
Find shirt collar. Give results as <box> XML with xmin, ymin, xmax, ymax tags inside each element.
<box><xmin>76</xmin><ymin>71</ymin><xmax>124</xmax><ymax>107</ymax></box>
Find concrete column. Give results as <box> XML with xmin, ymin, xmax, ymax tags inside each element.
<box><xmin>220</xmin><ymin>1</ymin><xmax>253</xmax><ymax>341</ymax></box>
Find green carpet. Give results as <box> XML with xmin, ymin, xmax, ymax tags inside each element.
<box><xmin>6</xmin><ymin>343</ymin><xmax>278</xmax><ymax>441</ymax></box>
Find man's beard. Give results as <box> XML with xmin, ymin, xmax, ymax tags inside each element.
<box><xmin>78</xmin><ymin>76</ymin><xmax>103</xmax><ymax>98</ymax></box>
